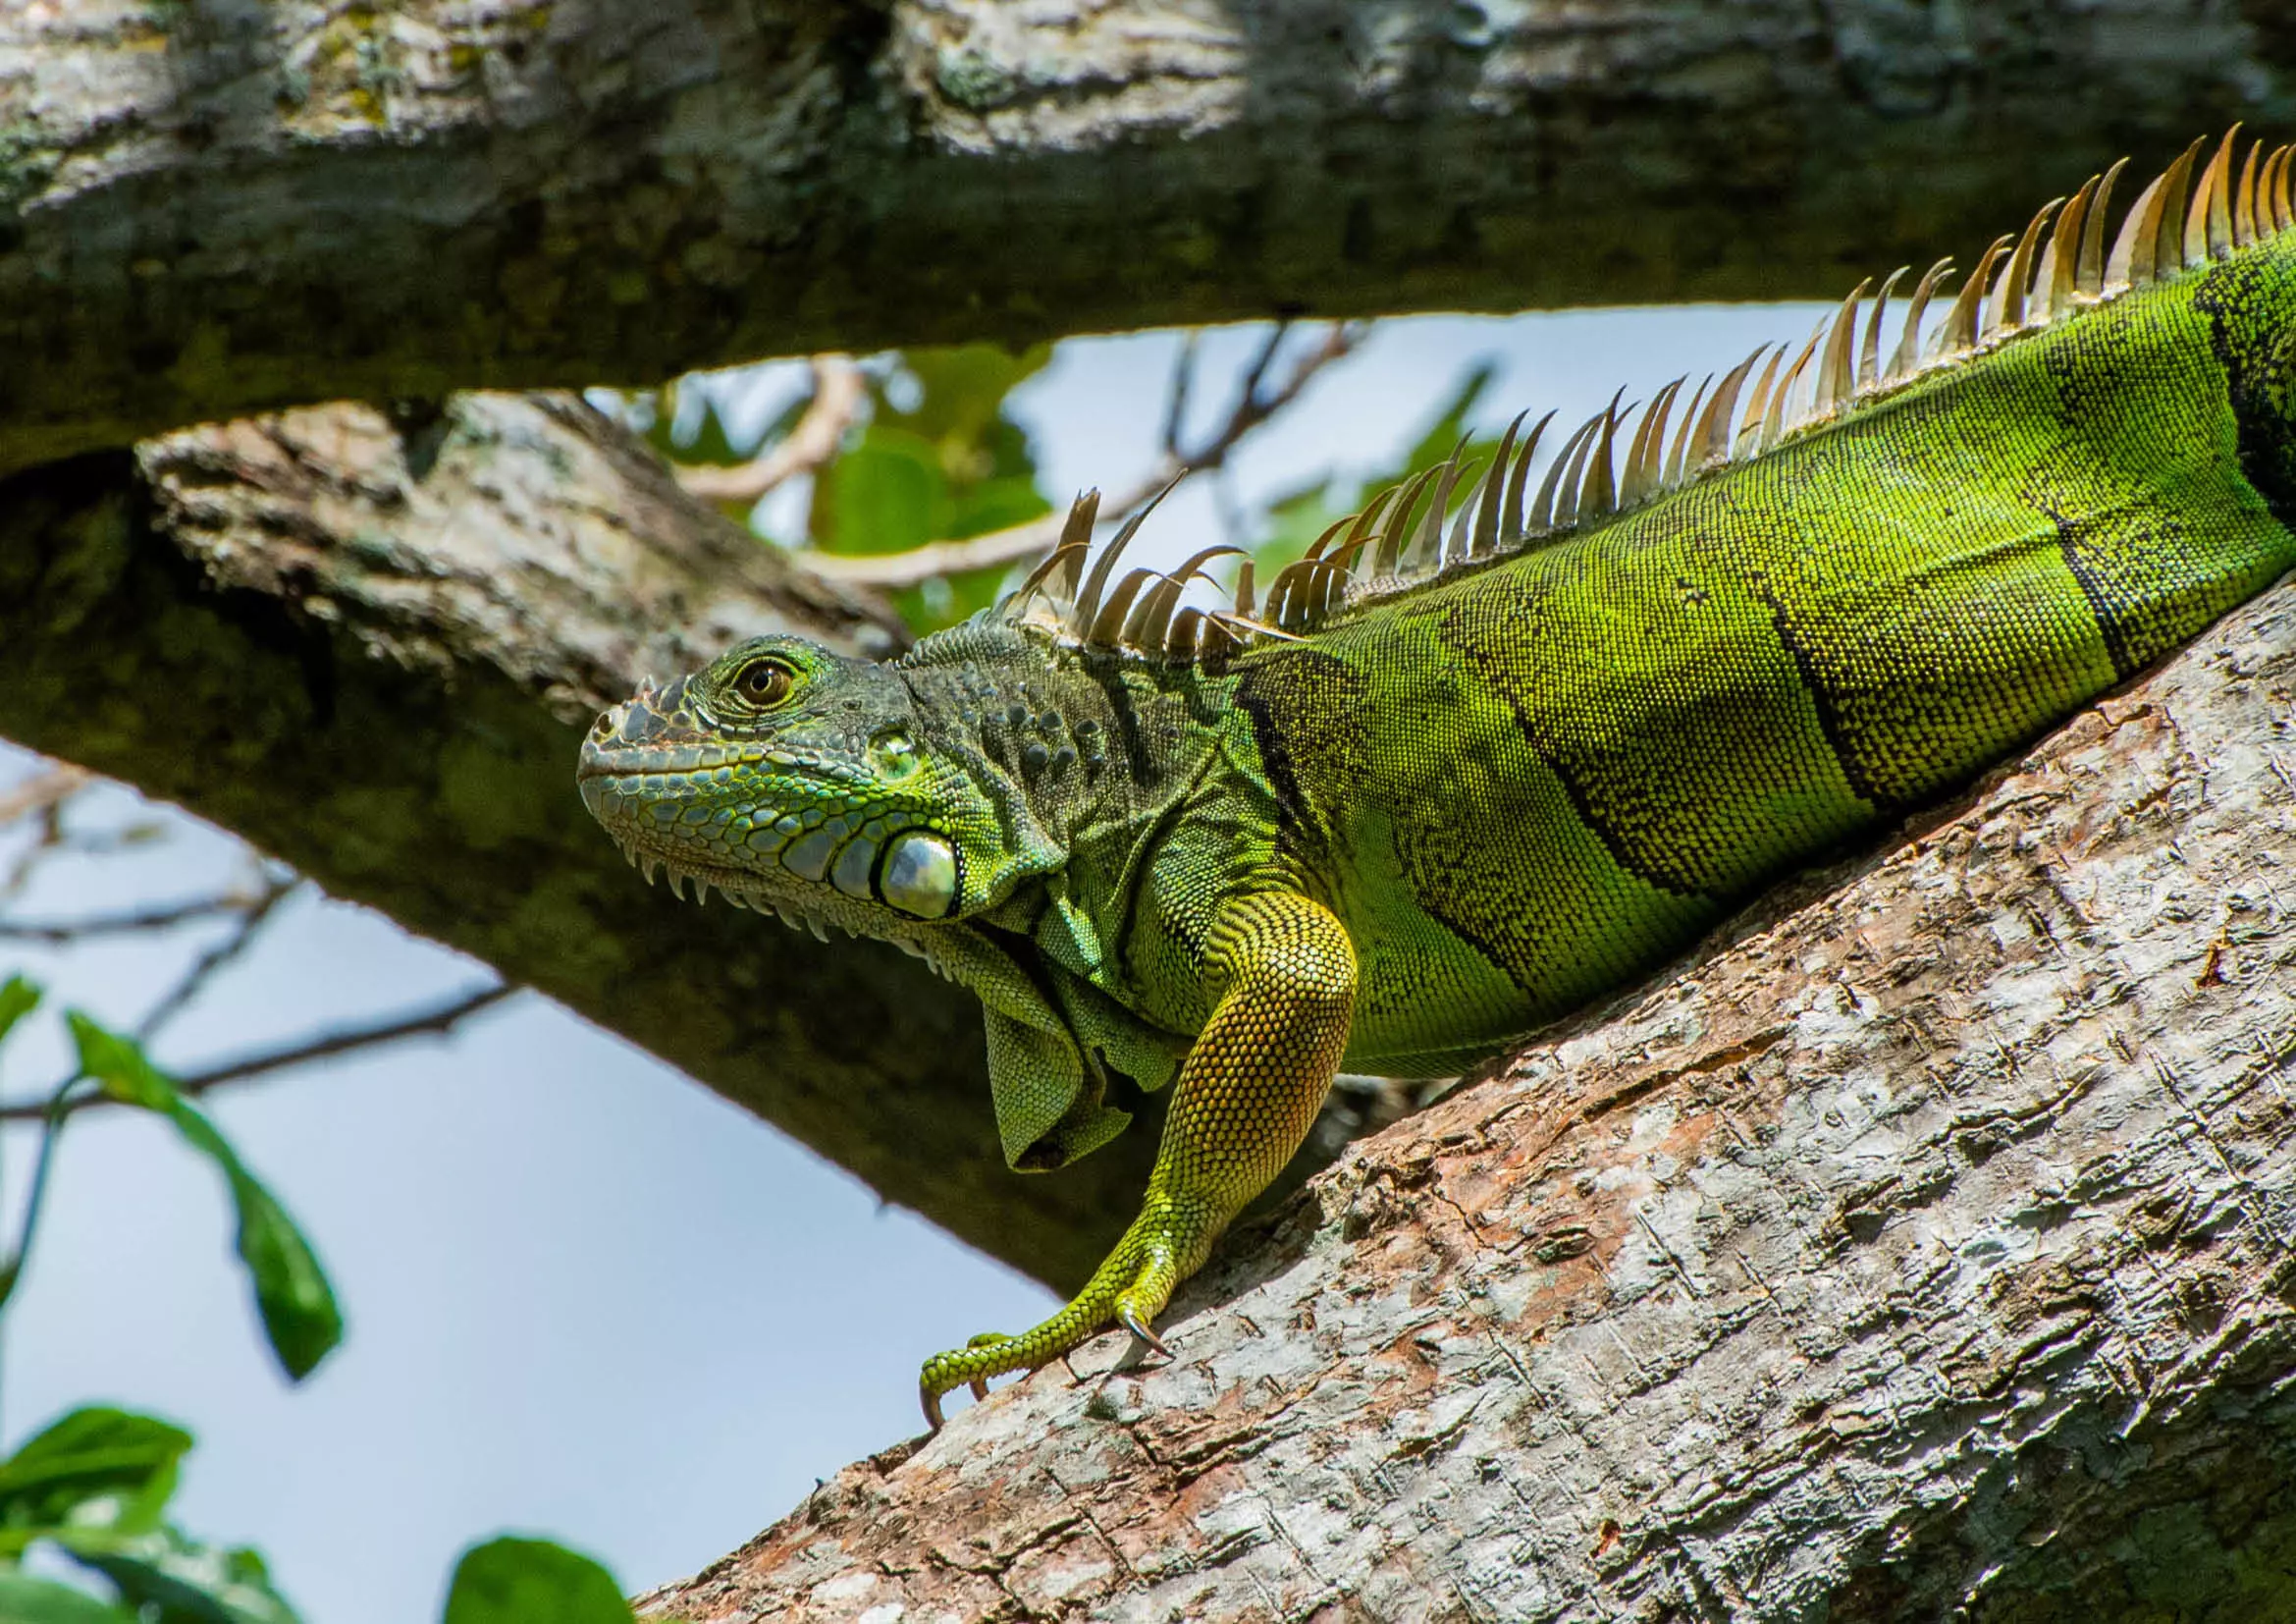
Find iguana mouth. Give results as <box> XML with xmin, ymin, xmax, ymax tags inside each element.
<box><xmin>579</xmin><ymin>729</ymin><xmax>960</xmax><ymax>924</ymax></box>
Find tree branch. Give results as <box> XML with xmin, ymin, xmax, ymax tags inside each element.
<box><xmin>134</xmin><ymin>874</ymin><xmax>302</xmax><ymax>1043</ymax></box>
<box><xmin>167</xmin><ymin>983</ymin><xmax>517</xmax><ymax>1098</ymax></box>
<box><xmin>6</xmin><ymin>2</ymin><xmax>2288</xmax><ymax>471</ymax></box>
<box><xmin>0</xmin><ymin>983</ymin><xmax>518</xmax><ymax>1123</ymax></box>
<box><xmin>639</xmin><ymin>582</ymin><xmax>2296</xmax><ymax>1620</ymax></box>
<box><xmin>802</xmin><ymin>321</ymin><xmax>1363</xmax><ymax>589</ymax></box>
<box><xmin>0</xmin><ymin>768</ymin><xmax>87</xmax><ymax>828</ymax></box>
<box><xmin>674</xmin><ymin>356</ymin><xmax>867</xmax><ymax>507</ymax></box>
<box><xmin>0</xmin><ymin>397</ymin><xmax>1163</xmax><ymax>1290</ymax></box>
<box><xmin>0</xmin><ymin>765</ymin><xmax>87</xmax><ymax>903</ymax></box>
<box><xmin>0</xmin><ymin>881</ymin><xmax>287</xmax><ymax>945</ymax></box>
<box><xmin>797</xmin><ymin>521</ymin><xmax>1082</xmax><ymax>590</ymax></box>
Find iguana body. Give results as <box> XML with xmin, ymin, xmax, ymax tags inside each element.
<box><xmin>580</xmin><ymin>132</ymin><xmax>2296</xmax><ymax>1427</ymax></box>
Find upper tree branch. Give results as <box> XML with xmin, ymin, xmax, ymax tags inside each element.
<box><xmin>5</xmin><ymin>1</ymin><xmax>2291</xmax><ymax>472</ymax></box>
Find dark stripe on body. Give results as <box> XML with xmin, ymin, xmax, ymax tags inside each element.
<box><xmin>2028</xmin><ymin>488</ymin><xmax>2138</xmax><ymax>679</ymax></box>
<box><xmin>1081</xmin><ymin>657</ymin><xmax>1157</xmax><ymax>785</ymax></box>
<box><xmin>1231</xmin><ymin>650</ymin><xmax>1362</xmax><ymax>866</ymax></box>
<box><xmin>1442</xmin><ymin>613</ymin><xmax>1705</xmax><ymax>899</ymax></box>
<box><xmin>1738</xmin><ymin>564</ymin><xmax>1890</xmax><ymax>815</ymax></box>
<box><xmin>2194</xmin><ymin>256</ymin><xmax>2296</xmax><ymax>520</ymax></box>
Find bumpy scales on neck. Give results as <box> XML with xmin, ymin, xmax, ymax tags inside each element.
<box><xmin>581</xmin><ymin>127</ymin><xmax>2296</xmax><ymax>1429</ymax></box>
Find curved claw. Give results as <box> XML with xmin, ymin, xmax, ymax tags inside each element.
<box><xmin>1117</xmin><ymin>1301</ymin><xmax>1171</xmax><ymax>1357</ymax></box>
<box><xmin>917</xmin><ymin>1204</ymin><xmax>1190</xmax><ymax>1428</ymax></box>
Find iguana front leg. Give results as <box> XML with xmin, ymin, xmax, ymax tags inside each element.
<box><xmin>921</xmin><ymin>891</ymin><xmax>1356</xmax><ymax>1427</ymax></box>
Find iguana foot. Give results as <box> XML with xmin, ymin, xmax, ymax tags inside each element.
<box><xmin>919</xmin><ymin>1203</ymin><xmax>1194</xmax><ymax>1429</ymax></box>
<box><xmin>921</xmin><ymin>893</ymin><xmax>1358</xmax><ymax>1430</ymax></box>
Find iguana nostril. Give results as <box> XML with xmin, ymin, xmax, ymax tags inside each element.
<box><xmin>615</xmin><ymin>703</ymin><xmax>667</xmax><ymax>744</ymax></box>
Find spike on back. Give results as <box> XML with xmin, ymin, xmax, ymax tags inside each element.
<box><xmin>981</xmin><ymin>129</ymin><xmax>2291</xmax><ymax>675</ymax></box>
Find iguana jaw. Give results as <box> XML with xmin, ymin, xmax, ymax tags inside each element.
<box><xmin>578</xmin><ymin>722</ymin><xmax>963</xmax><ymax>940</ymax></box>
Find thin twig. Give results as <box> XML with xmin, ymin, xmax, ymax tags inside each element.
<box><xmin>136</xmin><ymin>875</ymin><xmax>303</xmax><ymax>1042</ymax></box>
<box><xmin>1229</xmin><ymin>322</ymin><xmax>1292</xmax><ymax>429</ymax></box>
<box><xmin>171</xmin><ymin>983</ymin><xmax>516</xmax><ymax>1094</ymax></box>
<box><xmin>0</xmin><ymin>768</ymin><xmax>87</xmax><ymax>828</ymax></box>
<box><xmin>802</xmin><ymin>321</ymin><xmax>1367</xmax><ymax>591</ymax></box>
<box><xmin>800</xmin><ymin>521</ymin><xmax>1081</xmax><ymax>587</ymax></box>
<box><xmin>0</xmin><ymin>887</ymin><xmax>280</xmax><ymax>945</ymax></box>
<box><xmin>0</xmin><ymin>1078</ymin><xmax>88</xmax><ymax>1318</ymax></box>
<box><xmin>676</xmin><ymin>355</ymin><xmax>867</xmax><ymax>506</ymax></box>
<box><xmin>0</xmin><ymin>767</ymin><xmax>87</xmax><ymax>905</ymax></box>
<box><xmin>0</xmin><ymin>984</ymin><xmax>517</xmax><ymax>1122</ymax></box>
<box><xmin>1160</xmin><ymin>332</ymin><xmax>1201</xmax><ymax>459</ymax></box>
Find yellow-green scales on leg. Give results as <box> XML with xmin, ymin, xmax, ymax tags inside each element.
<box><xmin>578</xmin><ymin>131</ymin><xmax>2296</xmax><ymax>1427</ymax></box>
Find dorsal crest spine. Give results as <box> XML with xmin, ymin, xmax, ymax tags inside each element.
<box><xmin>984</xmin><ymin>127</ymin><xmax>2287</xmax><ymax>674</ymax></box>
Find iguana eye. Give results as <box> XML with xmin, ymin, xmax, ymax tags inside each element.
<box><xmin>733</xmin><ymin>658</ymin><xmax>796</xmax><ymax>708</ymax></box>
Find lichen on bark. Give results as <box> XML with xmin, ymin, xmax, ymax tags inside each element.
<box><xmin>3</xmin><ymin>0</ymin><xmax>2290</xmax><ymax>471</ymax></box>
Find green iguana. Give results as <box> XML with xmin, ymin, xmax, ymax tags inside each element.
<box><xmin>580</xmin><ymin>130</ymin><xmax>2296</xmax><ymax>1428</ymax></box>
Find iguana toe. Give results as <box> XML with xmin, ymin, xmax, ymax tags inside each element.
<box><xmin>918</xmin><ymin>1214</ymin><xmax>1199</xmax><ymax>1428</ymax></box>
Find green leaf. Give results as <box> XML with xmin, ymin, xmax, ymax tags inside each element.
<box><xmin>66</xmin><ymin>1013</ymin><xmax>171</xmax><ymax>1111</ymax></box>
<box><xmin>60</xmin><ymin>1016</ymin><xmax>343</xmax><ymax>1382</ymax></box>
<box><xmin>943</xmin><ymin>473</ymin><xmax>1050</xmax><ymax>541</ymax></box>
<box><xmin>165</xmin><ymin>1110</ymin><xmax>344</xmax><ymax>1383</ymax></box>
<box><xmin>1394</xmin><ymin>360</ymin><xmax>1498</xmax><ymax>482</ymax></box>
<box><xmin>220</xmin><ymin>1173</ymin><xmax>342</xmax><ymax>1381</ymax></box>
<box><xmin>888</xmin><ymin>344</ymin><xmax>1051</xmax><ymax>445</ymax></box>
<box><xmin>0</xmin><ymin>975</ymin><xmax>40</xmax><ymax>1052</ymax></box>
<box><xmin>1254</xmin><ymin>480</ymin><xmax>1349</xmax><ymax>570</ymax></box>
<box><xmin>823</xmin><ymin>430</ymin><xmax>947</xmax><ymax>556</ymax></box>
<box><xmin>60</xmin><ymin>1525</ymin><xmax>300</xmax><ymax>1624</ymax></box>
<box><xmin>0</xmin><ymin>1416</ymin><xmax>301</xmax><ymax>1624</ymax></box>
<box><xmin>443</xmin><ymin>1538</ymin><xmax>633</xmax><ymax>1624</ymax></box>
<box><xmin>0</xmin><ymin>1573</ymin><xmax>136</xmax><ymax>1624</ymax></box>
<box><xmin>664</xmin><ymin>392</ymin><xmax>743</xmax><ymax>467</ymax></box>
<box><xmin>0</xmin><ymin>1407</ymin><xmax>189</xmax><ymax>1541</ymax></box>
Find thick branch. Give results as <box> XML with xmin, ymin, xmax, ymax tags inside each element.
<box><xmin>640</xmin><ymin>583</ymin><xmax>2296</xmax><ymax>1620</ymax></box>
<box><xmin>0</xmin><ymin>398</ymin><xmax>1163</xmax><ymax>1289</ymax></box>
<box><xmin>5</xmin><ymin>1</ymin><xmax>2291</xmax><ymax>471</ymax></box>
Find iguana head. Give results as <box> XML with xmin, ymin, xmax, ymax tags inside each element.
<box><xmin>578</xmin><ymin>633</ymin><xmax>1038</xmax><ymax>936</ymax></box>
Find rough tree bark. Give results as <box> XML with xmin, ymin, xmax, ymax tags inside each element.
<box><xmin>0</xmin><ymin>397</ymin><xmax>1177</xmax><ymax>1288</ymax></box>
<box><xmin>636</xmin><ymin>581</ymin><xmax>2296</xmax><ymax>1621</ymax></box>
<box><xmin>5</xmin><ymin>0</ymin><xmax>2293</xmax><ymax>472</ymax></box>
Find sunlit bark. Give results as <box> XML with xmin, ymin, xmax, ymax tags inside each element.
<box><xmin>5</xmin><ymin>0</ymin><xmax>2287</xmax><ymax>470</ymax></box>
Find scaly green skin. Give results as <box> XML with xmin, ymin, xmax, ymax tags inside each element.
<box><xmin>580</xmin><ymin>231</ymin><xmax>2296</xmax><ymax>1429</ymax></box>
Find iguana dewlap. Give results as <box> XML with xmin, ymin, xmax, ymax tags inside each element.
<box><xmin>581</xmin><ymin>132</ymin><xmax>2296</xmax><ymax>1429</ymax></box>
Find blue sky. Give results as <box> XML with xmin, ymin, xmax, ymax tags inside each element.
<box><xmin>1</xmin><ymin>301</ymin><xmax>1825</xmax><ymax>1623</ymax></box>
